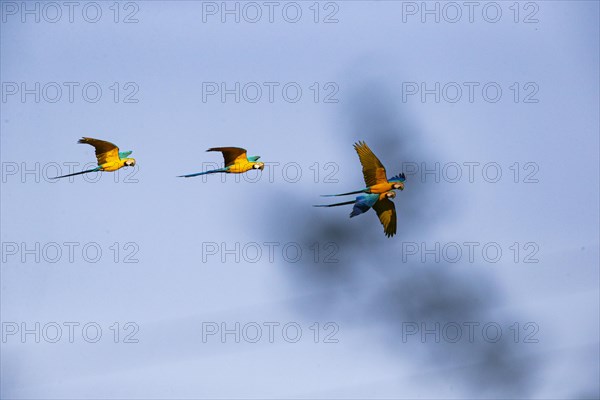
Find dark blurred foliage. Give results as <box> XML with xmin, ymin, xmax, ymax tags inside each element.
<box><xmin>264</xmin><ymin>80</ymin><xmax>540</xmax><ymax>397</ymax></box>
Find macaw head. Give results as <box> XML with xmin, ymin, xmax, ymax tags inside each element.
<box><xmin>389</xmin><ymin>172</ymin><xmax>406</xmax><ymax>190</ymax></box>
<box><xmin>252</xmin><ymin>162</ymin><xmax>265</xmax><ymax>171</ymax></box>
<box><xmin>392</xmin><ymin>181</ymin><xmax>404</xmax><ymax>191</ymax></box>
<box><xmin>385</xmin><ymin>191</ymin><xmax>396</xmax><ymax>199</ymax></box>
<box><xmin>124</xmin><ymin>158</ymin><xmax>136</xmax><ymax>167</ymax></box>
<box><xmin>119</xmin><ymin>150</ymin><xmax>133</xmax><ymax>159</ymax></box>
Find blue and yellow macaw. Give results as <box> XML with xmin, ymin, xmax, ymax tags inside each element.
<box><xmin>178</xmin><ymin>147</ymin><xmax>264</xmax><ymax>178</ymax></box>
<box><xmin>322</xmin><ymin>141</ymin><xmax>405</xmax><ymax>197</ymax></box>
<box><xmin>51</xmin><ymin>137</ymin><xmax>135</xmax><ymax>179</ymax></box>
<box><xmin>315</xmin><ymin>191</ymin><xmax>397</xmax><ymax>237</ymax></box>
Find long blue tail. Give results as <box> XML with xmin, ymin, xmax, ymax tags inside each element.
<box><xmin>313</xmin><ymin>199</ymin><xmax>356</xmax><ymax>208</ymax></box>
<box><xmin>51</xmin><ymin>167</ymin><xmax>101</xmax><ymax>179</ymax></box>
<box><xmin>178</xmin><ymin>168</ymin><xmax>227</xmax><ymax>178</ymax></box>
<box><xmin>320</xmin><ymin>189</ymin><xmax>366</xmax><ymax>197</ymax></box>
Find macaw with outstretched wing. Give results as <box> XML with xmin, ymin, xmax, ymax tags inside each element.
<box><xmin>178</xmin><ymin>147</ymin><xmax>264</xmax><ymax>178</ymax></box>
<box><xmin>51</xmin><ymin>137</ymin><xmax>135</xmax><ymax>179</ymax></box>
<box><xmin>314</xmin><ymin>191</ymin><xmax>397</xmax><ymax>237</ymax></box>
<box><xmin>322</xmin><ymin>141</ymin><xmax>405</xmax><ymax>197</ymax></box>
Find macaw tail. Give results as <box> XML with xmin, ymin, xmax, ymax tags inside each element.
<box><xmin>50</xmin><ymin>167</ymin><xmax>101</xmax><ymax>179</ymax></box>
<box><xmin>313</xmin><ymin>199</ymin><xmax>356</xmax><ymax>208</ymax></box>
<box><xmin>177</xmin><ymin>168</ymin><xmax>227</xmax><ymax>178</ymax></box>
<box><xmin>320</xmin><ymin>189</ymin><xmax>366</xmax><ymax>197</ymax></box>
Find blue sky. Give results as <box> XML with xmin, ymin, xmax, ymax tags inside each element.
<box><xmin>1</xmin><ymin>1</ymin><xmax>599</xmax><ymax>398</ymax></box>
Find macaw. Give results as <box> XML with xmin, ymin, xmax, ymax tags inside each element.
<box><xmin>51</xmin><ymin>137</ymin><xmax>135</xmax><ymax>179</ymax></box>
<box><xmin>178</xmin><ymin>147</ymin><xmax>264</xmax><ymax>178</ymax></box>
<box><xmin>314</xmin><ymin>191</ymin><xmax>397</xmax><ymax>237</ymax></box>
<box><xmin>322</xmin><ymin>141</ymin><xmax>405</xmax><ymax>197</ymax></box>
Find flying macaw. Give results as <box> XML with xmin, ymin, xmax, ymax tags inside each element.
<box><xmin>314</xmin><ymin>191</ymin><xmax>397</xmax><ymax>237</ymax></box>
<box><xmin>178</xmin><ymin>147</ymin><xmax>264</xmax><ymax>178</ymax></box>
<box><xmin>322</xmin><ymin>141</ymin><xmax>405</xmax><ymax>197</ymax></box>
<box><xmin>51</xmin><ymin>137</ymin><xmax>135</xmax><ymax>179</ymax></box>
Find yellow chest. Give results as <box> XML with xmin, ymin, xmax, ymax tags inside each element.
<box><xmin>101</xmin><ymin>161</ymin><xmax>125</xmax><ymax>172</ymax></box>
<box><xmin>369</xmin><ymin>183</ymin><xmax>393</xmax><ymax>194</ymax></box>
<box><xmin>228</xmin><ymin>162</ymin><xmax>254</xmax><ymax>174</ymax></box>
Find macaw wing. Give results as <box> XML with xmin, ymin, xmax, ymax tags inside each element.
<box><xmin>350</xmin><ymin>193</ymin><xmax>380</xmax><ymax>217</ymax></box>
<box><xmin>78</xmin><ymin>137</ymin><xmax>120</xmax><ymax>165</ymax></box>
<box><xmin>207</xmin><ymin>147</ymin><xmax>248</xmax><ymax>167</ymax></box>
<box><xmin>372</xmin><ymin>198</ymin><xmax>397</xmax><ymax>237</ymax></box>
<box><xmin>353</xmin><ymin>141</ymin><xmax>388</xmax><ymax>187</ymax></box>
<box><xmin>358</xmin><ymin>193</ymin><xmax>381</xmax><ymax>208</ymax></box>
